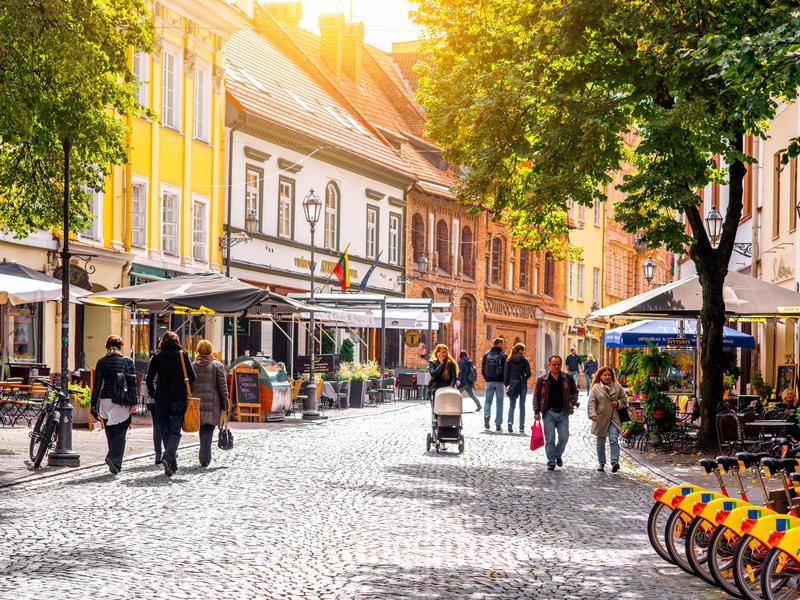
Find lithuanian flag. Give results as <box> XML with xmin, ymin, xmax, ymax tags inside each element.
<box><xmin>331</xmin><ymin>245</ymin><xmax>350</xmax><ymax>293</ymax></box>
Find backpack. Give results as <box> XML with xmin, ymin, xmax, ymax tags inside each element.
<box><xmin>467</xmin><ymin>365</ymin><xmax>478</xmax><ymax>384</ymax></box>
<box><xmin>484</xmin><ymin>351</ymin><xmax>503</xmax><ymax>380</ymax></box>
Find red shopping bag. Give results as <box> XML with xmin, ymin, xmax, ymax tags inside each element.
<box><xmin>530</xmin><ymin>420</ymin><xmax>545</xmax><ymax>451</ymax></box>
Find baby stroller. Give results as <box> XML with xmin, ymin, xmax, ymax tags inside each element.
<box><xmin>426</xmin><ymin>387</ymin><xmax>464</xmax><ymax>454</ymax></box>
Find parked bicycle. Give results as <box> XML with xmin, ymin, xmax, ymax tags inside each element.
<box><xmin>28</xmin><ymin>381</ymin><xmax>80</xmax><ymax>469</ymax></box>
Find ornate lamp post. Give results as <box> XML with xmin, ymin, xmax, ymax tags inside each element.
<box><xmin>417</xmin><ymin>254</ymin><xmax>429</xmax><ymax>274</ymax></box>
<box><xmin>302</xmin><ymin>189</ymin><xmax>323</xmax><ymax>420</ymax></box>
<box><xmin>705</xmin><ymin>205</ymin><xmax>723</xmax><ymax>248</ymax></box>
<box><xmin>643</xmin><ymin>255</ymin><xmax>656</xmax><ymax>287</ymax></box>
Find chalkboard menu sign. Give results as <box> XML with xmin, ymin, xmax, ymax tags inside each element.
<box><xmin>234</xmin><ymin>369</ymin><xmax>260</xmax><ymax>408</ymax></box>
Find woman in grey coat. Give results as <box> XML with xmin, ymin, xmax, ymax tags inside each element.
<box><xmin>192</xmin><ymin>339</ymin><xmax>230</xmax><ymax>467</ymax></box>
<box><xmin>587</xmin><ymin>366</ymin><xmax>628</xmax><ymax>473</ymax></box>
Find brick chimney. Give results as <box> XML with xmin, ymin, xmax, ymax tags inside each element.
<box><xmin>319</xmin><ymin>14</ymin><xmax>364</xmax><ymax>80</ymax></box>
<box><xmin>259</xmin><ymin>2</ymin><xmax>303</xmax><ymax>28</ymax></box>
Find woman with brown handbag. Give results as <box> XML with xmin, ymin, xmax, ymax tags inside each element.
<box><xmin>145</xmin><ymin>331</ymin><xmax>195</xmax><ymax>477</ymax></box>
<box><xmin>191</xmin><ymin>339</ymin><xmax>229</xmax><ymax>467</ymax></box>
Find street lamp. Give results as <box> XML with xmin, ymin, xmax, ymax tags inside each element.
<box><xmin>705</xmin><ymin>205</ymin><xmax>723</xmax><ymax>247</ymax></box>
<box><xmin>417</xmin><ymin>254</ymin><xmax>429</xmax><ymax>274</ymax></box>
<box><xmin>303</xmin><ymin>189</ymin><xmax>323</xmax><ymax>421</ymax></box>
<box><xmin>220</xmin><ymin>209</ymin><xmax>259</xmax><ymax>276</ymax></box>
<box><xmin>643</xmin><ymin>256</ymin><xmax>656</xmax><ymax>287</ymax></box>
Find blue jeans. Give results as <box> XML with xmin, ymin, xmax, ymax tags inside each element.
<box><xmin>484</xmin><ymin>382</ymin><xmax>505</xmax><ymax>426</ymax></box>
<box><xmin>596</xmin><ymin>422</ymin><xmax>620</xmax><ymax>466</ymax></box>
<box><xmin>569</xmin><ymin>371</ymin><xmax>580</xmax><ymax>389</ymax></box>
<box><xmin>542</xmin><ymin>409</ymin><xmax>570</xmax><ymax>466</ymax></box>
<box><xmin>507</xmin><ymin>383</ymin><xmax>527</xmax><ymax>431</ymax></box>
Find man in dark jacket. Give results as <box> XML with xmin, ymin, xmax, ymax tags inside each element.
<box><xmin>533</xmin><ymin>355</ymin><xmax>578</xmax><ymax>470</ymax></box>
<box><xmin>481</xmin><ymin>337</ymin><xmax>507</xmax><ymax>432</ymax></box>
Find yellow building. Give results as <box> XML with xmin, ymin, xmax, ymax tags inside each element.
<box><xmin>0</xmin><ymin>0</ymin><xmax>253</xmax><ymax>377</ymax></box>
<box><xmin>565</xmin><ymin>197</ymin><xmax>607</xmax><ymax>362</ymax></box>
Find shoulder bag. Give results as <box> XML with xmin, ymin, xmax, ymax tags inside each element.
<box><xmin>615</xmin><ymin>386</ymin><xmax>631</xmax><ymax>423</ymax></box>
<box><xmin>114</xmin><ymin>371</ymin><xmax>138</xmax><ymax>406</ymax></box>
<box><xmin>180</xmin><ymin>353</ymin><xmax>201</xmax><ymax>433</ymax></box>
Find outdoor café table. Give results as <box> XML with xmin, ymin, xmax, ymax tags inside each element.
<box><xmin>321</xmin><ymin>382</ymin><xmax>337</xmax><ymax>406</ymax></box>
<box><xmin>745</xmin><ymin>420</ymin><xmax>794</xmax><ymax>439</ymax></box>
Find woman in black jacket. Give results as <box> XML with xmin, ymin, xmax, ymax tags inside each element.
<box><xmin>91</xmin><ymin>335</ymin><xmax>137</xmax><ymax>474</ymax></box>
<box><xmin>457</xmin><ymin>350</ymin><xmax>481</xmax><ymax>412</ymax></box>
<box><xmin>145</xmin><ymin>331</ymin><xmax>195</xmax><ymax>477</ymax></box>
<box><xmin>504</xmin><ymin>342</ymin><xmax>531</xmax><ymax>433</ymax></box>
<box><xmin>428</xmin><ymin>343</ymin><xmax>458</xmax><ymax>400</ymax></box>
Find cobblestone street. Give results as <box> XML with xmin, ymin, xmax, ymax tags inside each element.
<box><xmin>0</xmin><ymin>400</ymin><xmax>725</xmax><ymax>599</ymax></box>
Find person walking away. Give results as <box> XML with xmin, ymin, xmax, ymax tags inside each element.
<box><xmin>90</xmin><ymin>335</ymin><xmax>137</xmax><ymax>474</ymax></box>
<box><xmin>192</xmin><ymin>340</ymin><xmax>230</xmax><ymax>467</ymax></box>
<box><xmin>457</xmin><ymin>350</ymin><xmax>481</xmax><ymax>412</ymax></box>
<box><xmin>587</xmin><ymin>366</ymin><xmax>627</xmax><ymax>472</ymax></box>
<box><xmin>146</xmin><ymin>331</ymin><xmax>195</xmax><ymax>477</ymax></box>
<box><xmin>504</xmin><ymin>343</ymin><xmax>531</xmax><ymax>433</ymax></box>
<box><xmin>481</xmin><ymin>338</ymin><xmax>507</xmax><ymax>432</ymax></box>
<box><xmin>565</xmin><ymin>348</ymin><xmax>583</xmax><ymax>392</ymax></box>
<box><xmin>583</xmin><ymin>354</ymin><xmax>599</xmax><ymax>395</ymax></box>
<box><xmin>533</xmin><ymin>355</ymin><xmax>578</xmax><ymax>470</ymax></box>
<box><xmin>429</xmin><ymin>344</ymin><xmax>458</xmax><ymax>399</ymax></box>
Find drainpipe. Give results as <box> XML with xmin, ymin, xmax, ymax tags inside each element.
<box><xmin>225</xmin><ymin>125</ymin><xmax>237</xmax><ymax>278</ymax></box>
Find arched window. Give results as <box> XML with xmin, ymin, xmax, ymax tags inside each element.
<box><xmin>436</xmin><ymin>219</ymin><xmax>450</xmax><ymax>274</ymax></box>
<box><xmin>491</xmin><ymin>237</ymin><xmax>504</xmax><ymax>285</ymax></box>
<box><xmin>544</xmin><ymin>251</ymin><xmax>555</xmax><ymax>296</ymax></box>
<box><xmin>411</xmin><ymin>213</ymin><xmax>425</xmax><ymax>264</ymax></box>
<box><xmin>421</xmin><ymin>287</ymin><xmax>434</xmax><ymax>299</ymax></box>
<box><xmin>519</xmin><ymin>248</ymin><xmax>530</xmax><ymax>290</ymax></box>
<box><xmin>324</xmin><ymin>182</ymin><xmax>339</xmax><ymax>250</ymax></box>
<box><xmin>460</xmin><ymin>295</ymin><xmax>476</xmax><ymax>359</ymax></box>
<box><xmin>460</xmin><ymin>225</ymin><xmax>474</xmax><ymax>279</ymax></box>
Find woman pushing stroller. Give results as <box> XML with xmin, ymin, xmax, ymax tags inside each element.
<box><xmin>428</xmin><ymin>343</ymin><xmax>458</xmax><ymax>400</ymax></box>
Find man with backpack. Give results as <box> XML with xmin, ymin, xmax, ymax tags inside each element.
<box><xmin>481</xmin><ymin>337</ymin><xmax>507</xmax><ymax>431</ymax></box>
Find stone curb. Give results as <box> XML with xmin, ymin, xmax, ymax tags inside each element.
<box><xmin>1</xmin><ymin>401</ymin><xmax>424</xmax><ymax>491</ymax></box>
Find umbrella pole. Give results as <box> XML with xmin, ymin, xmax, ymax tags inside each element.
<box><xmin>1</xmin><ymin>303</ymin><xmax>7</xmax><ymax>381</ymax></box>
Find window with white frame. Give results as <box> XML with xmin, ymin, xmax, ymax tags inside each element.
<box><xmin>578</xmin><ymin>204</ymin><xmax>585</xmax><ymax>223</ymax></box>
<box><xmin>388</xmin><ymin>213</ymin><xmax>400</xmax><ymax>265</ymax></box>
<box><xmin>80</xmin><ymin>184</ymin><xmax>103</xmax><ymax>242</ymax></box>
<box><xmin>593</xmin><ymin>198</ymin><xmax>601</xmax><ymax>227</ymax></box>
<box><xmin>324</xmin><ymin>182</ymin><xmax>339</xmax><ymax>250</ymax></box>
<box><xmin>131</xmin><ymin>179</ymin><xmax>147</xmax><ymax>248</ymax></box>
<box><xmin>194</xmin><ymin>63</ymin><xmax>211</xmax><ymax>142</ymax></box>
<box><xmin>366</xmin><ymin>206</ymin><xmax>378</xmax><ymax>259</ymax></box>
<box><xmin>577</xmin><ymin>263</ymin><xmax>585</xmax><ymax>300</ymax></box>
<box><xmin>162</xmin><ymin>46</ymin><xmax>182</xmax><ymax>130</ymax></box>
<box><xmin>161</xmin><ymin>187</ymin><xmax>179</xmax><ymax>256</ymax></box>
<box><xmin>278</xmin><ymin>178</ymin><xmax>293</xmax><ymax>239</ymax></box>
<box><xmin>133</xmin><ymin>51</ymin><xmax>150</xmax><ymax>108</ymax></box>
<box><xmin>245</xmin><ymin>166</ymin><xmax>262</xmax><ymax>231</ymax></box>
<box><xmin>192</xmin><ymin>195</ymin><xmax>208</xmax><ymax>262</ymax></box>
<box><xmin>593</xmin><ymin>267</ymin><xmax>600</xmax><ymax>304</ymax></box>
<box><xmin>567</xmin><ymin>261</ymin><xmax>575</xmax><ymax>298</ymax></box>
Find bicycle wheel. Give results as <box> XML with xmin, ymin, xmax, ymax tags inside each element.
<box><xmin>647</xmin><ymin>502</ymin><xmax>675</xmax><ymax>564</ymax></box>
<box><xmin>31</xmin><ymin>412</ymin><xmax>56</xmax><ymax>469</ymax></box>
<box><xmin>28</xmin><ymin>409</ymin><xmax>47</xmax><ymax>462</ymax></box>
<box><xmin>665</xmin><ymin>508</ymin><xmax>696</xmax><ymax>575</ymax></box>
<box><xmin>708</xmin><ymin>525</ymin><xmax>744</xmax><ymax>598</ymax></box>
<box><xmin>685</xmin><ymin>516</ymin><xmax>718</xmax><ymax>586</ymax></box>
<box><xmin>762</xmin><ymin>546</ymin><xmax>800</xmax><ymax>600</ymax></box>
<box><xmin>734</xmin><ymin>533</ymin><xmax>770</xmax><ymax>600</ymax></box>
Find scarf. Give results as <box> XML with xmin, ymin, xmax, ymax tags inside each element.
<box><xmin>106</xmin><ymin>347</ymin><xmax>123</xmax><ymax>357</ymax></box>
<box><xmin>195</xmin><ymin>354</ymin><xmax>214</xmax><ymax>367</ymax></box>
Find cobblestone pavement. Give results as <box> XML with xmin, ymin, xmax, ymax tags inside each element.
<box><xmin>0</xmin><ymin>398</ymin><xmax>727</xmax><ymax>599</ymax></box>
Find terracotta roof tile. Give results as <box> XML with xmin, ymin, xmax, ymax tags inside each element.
<box><xmin>390</xmin><ymin>51</ymin><xmax>421</xmax><ymax>92</ymax></box>
<box><xmin>226</xmin><ymin>29</ymin><xmax>413</xmax><ymax>179</ymax></box>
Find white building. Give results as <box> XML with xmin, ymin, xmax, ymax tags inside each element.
<box><xmin>223</xmin><ymin>28</ymin><xmax>415</xmax><ymax>368</ymax></box>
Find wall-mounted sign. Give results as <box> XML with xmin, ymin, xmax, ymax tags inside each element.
<box><xmin>224</xmin><ymin>316</ymin><xmax>250</xmax><ymax>336</ymax></box>
<box><xmin>404</xmin><ymin>329</ymin><xmax>421</xmax><ymax>347</ymax></box>
<box><xmin>665</xmin><ymin>337</ymin><xmax>693</xmax><ymax>349</ymax></box>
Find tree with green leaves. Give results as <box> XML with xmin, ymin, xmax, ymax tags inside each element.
<box><xmin>0</xmin><ymin>0</ymin><xmax>154</xmax><ymax>236</ymax></box>
<box><xmin>413</xmin><ymin>0</ymin><xmax>800</xmax><ymax>446</ymax></box>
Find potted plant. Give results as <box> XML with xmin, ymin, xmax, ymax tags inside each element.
<box><xmin>339</xmin><ymin>339</ymin><xmax>354</xmax><ymax>364</ymax></box>
<box><xmin>723</xmin><ymin>374</ymin><xmax>736</xmax><ymax>398</ymax></box>
<box><xmin>618</xmin><ymin>348</ymin><xmax>643</xmax><ymax>378</ymax></box>
<box><xmin>621</xmin><ymin>420</ymin><xmax>645</xmax><ymax>439</ymax></box>
<box><xmin>637</xmin><ymin>343</ymin><xmax>673</xmax><ymax>380</ymax></box>
<box><xmin>348</xmin><ymin>362</ymin><xmax>369</xmax><ymax>408</ymax></box>
<box><xmin>644</xmin><ymin>390</ymin><xmax>672</xmax><ymax>420</ymax></box>
<box><xmin>69</xmin><ymin>384</ymin><xmax>92</xmax><ymax>426</ymax></box>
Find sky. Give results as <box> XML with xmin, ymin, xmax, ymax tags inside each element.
<box><xmin>296</xmin><ymin>0</ymin><xmax>423</xmax><ymax>51</ymax></box>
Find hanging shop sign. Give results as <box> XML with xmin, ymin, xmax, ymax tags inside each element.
<box><xmin>404</xmin><ymin>329</ymin><xmax>422</xmax><ymax>347</ymax></box>
<box><xmin>665</xmin><ymin>337</ymin><xmax>693</xmax><ymax>349</ymax></box>
<box><xmin>224</xmin><ymin>316</ymin><xmax>250</xmax><ymax>336</ymax></box>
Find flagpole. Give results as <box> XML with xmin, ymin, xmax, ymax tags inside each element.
<box><xmin>324</xmin><ymin>244</ymin><xmax>350</xmax><ymax>293</ymax></box>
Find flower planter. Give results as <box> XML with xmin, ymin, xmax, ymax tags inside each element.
<box><xmin>652</xmin><ymin>407</ymin><xmax>666</xmax><ymax>419</ymax></box>
<box><xmin>72</xmin><ymin>403</ymin><xmax>90</xmax><ymax>427</ymax></box>
<box><xmin>348</xmin><ymin>380</ymin><xmax>368</xmax><ymax>408</ymax></box>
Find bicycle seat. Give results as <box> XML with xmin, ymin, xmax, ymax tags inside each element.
<box><xmin>716</xmin><ymin>456</ymin><xmax>740</xmax><ymax>472</ymax></box>
<box><xmin>699</xmin><ymin>458</ymin><xmax>719</xmax><ymax>474</ymax></box>
<box><xmin>761</xmin><ymin>457</ymin><xmax>799</xmax><ymax>475</ymax></box>
<box><xmin>736</xmin><ymin>452</ymin><xmax>771</xmax><ymax>469</ymax></box>
<box><xmin>790</xmin><ymin>473</ymin><xmax>800</xmax><ymax>484</ymax></box>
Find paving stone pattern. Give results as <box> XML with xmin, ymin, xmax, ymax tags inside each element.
<box><xmin>0</xmin><ymin>401</ymin><xmax>727</xmax><ymax>599</ymax></box>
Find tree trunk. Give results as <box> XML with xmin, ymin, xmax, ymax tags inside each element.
<box><xmin>686</xmin><ymin>133</ymin><xmax>747</xmax><ymax>449</ymax></box>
